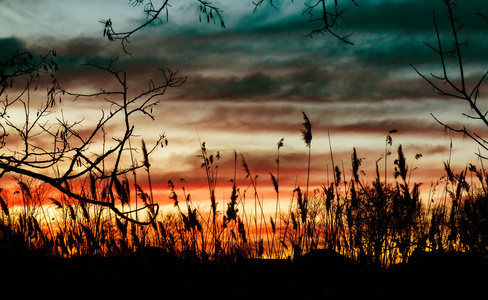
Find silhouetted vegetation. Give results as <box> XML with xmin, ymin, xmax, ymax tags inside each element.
<box><xmin>1</xmin><ymin>119</ymin><xmax>488</xmax><ymax>267</ymax></box>
<box><xmin>2</xmin><ymin>122</ymin><xmax>488</xmax><ymax>298</ymax></box>
<box><xmin>0</xmin><ymin>55</ymin><xmax>186</xmax><ymax>224</ymax></box>
<box><xmin>1</xmin><ymin>0</ymin><xmax>488</xmax><ymax>298</ymax></box>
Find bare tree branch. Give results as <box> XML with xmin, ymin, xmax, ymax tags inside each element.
<box><xmin>103</xmin><ymin>0</ymin><xmax>360</xmax><ymax>54</ymax></box>
<box><xmin>101</xmin><ymin>0</ymin><xmax>225</xmax><ymax>55</ymax></box>
<box><xmin>0</xmin><ymin>50</ymin><xmax>58</xmax><ymax>101</ymax></box>
<box><xmin>476</xmin><ymin>6</ymin><xmax>488</xmax><ymax>21</ymax></box>
<box><xmin>0</xmin><ymin>57</ymin><xmax>187</xmax><ymax>224</ymax></box>
<box><xmin>415</xmin><ymin>0</ymin><xmax>488</xmax><ymax>158</ymax></box>
<box><xmin>303</xmin><ymin>0</ymin><xmax>358</xmax><ymax>44</ymax></box>
<box><xmin>253</xmin><ymin>0</ymin><xmax>360</xmax><ymax>44</ymax></box>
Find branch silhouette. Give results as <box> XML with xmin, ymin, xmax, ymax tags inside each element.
<box><xmin>101</xmin><ymin>0</ymin><xmax>225</xmax><ymax>55</ymax></box>
<box><xmin>412</xmin><ymin>0</ymin><xmax>488</xmax><ymax>157</ymax></box>
<box><xmin>0</xmin><ymin>57</ymin><xmax>186</xmax><ymax>224</ymax></box>
<box><xmin>254</xmin><ymin>0</ymin><xmax>360</xmax><ymax>44</ymax></box>
<box><xmin>102</xmin><ymin>0</ymin><xmax>360</xmax><ymax>54</ymax></box>
<box><xmin>303</xmin><ymin>0</ymin><xmax>360</xmax><ymax>44</ymax></box>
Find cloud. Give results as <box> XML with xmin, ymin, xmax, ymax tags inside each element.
<box><xmin>19</xmin><ymin>0</ymin><xmax>482</xmax><ymax>115</ymax></box>
<box><xmin>351</xmin><ymin>0</ymin><xmax>488</xmax><ymax>33</ymax></box>
<box><xmin>0</xmin><ymin>37</ymin><xmax>25</xmax><ymax>60</ymax></box>
<box><xmin>2</xmin><ymin>0</ymin><xmax>487</xmax><ymax>206</ymax></box>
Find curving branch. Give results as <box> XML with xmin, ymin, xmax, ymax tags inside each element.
<box><xmin>0</xmin><ymin>50</ymin><xmax>58</xmax><ymax>98</ymax></box>
<box><xmin>476</xmin><ymin>6</ymin><xmax>488</xmax><ymax>21</ymax></box>
<box><xmin>303</xmin><ymin>0</ymin><xmax>360</xmax><ymax>44</ymax></box>
<box><xmin>253</xmin><ymin>0</ymin><xmax>360</xmax><ymax>44</ymax></box>
<box><xmin>0</xmin><ymin>57</ymin><xmax>187</xmax><ymax>224</ymax></box>
<box><xmin>413</xmin><ymin>0</ymin><xmax>488</xmax><ymax>158</ymax></box>
<box><xmin>103</xmin><ymin>0</ymin><xmax>360</xmax><ymax>54</ymax></box>
<box><xmin>101</xmin><ymin>0</ymin><xmax>225</xmax><ymax>55</ymax></box>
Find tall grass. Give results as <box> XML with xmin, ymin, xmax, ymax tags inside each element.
<box><xmin>1</xmin><ymin>115</ymin><xmax>488</xmax><ymax>268</ymax></box>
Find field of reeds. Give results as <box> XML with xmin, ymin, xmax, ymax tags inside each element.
<box><xmin>1</xmin><ymin>113</ymin><xmax>488</xmax><ymax>298</ymax></box>
<box><xmin>1</xmin><ymin>114</ymin><xmax>488</xmax><ymax>263</ymax></box>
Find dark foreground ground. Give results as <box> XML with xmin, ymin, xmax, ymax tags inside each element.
<box><xmin>1</xmin><ymin>248</ymin><xmax>487</xmax><ymax>299</ymax></box>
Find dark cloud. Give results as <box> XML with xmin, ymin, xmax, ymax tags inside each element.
<box><xmin>179</xmin><ymin>72</ymin><xmax>280</xmax><ymax>100</ymax></box>
<box><xmin>351</xmin><ymin>0</ymin><xmax>488</xmax><ymax>34</ymax></box>
<box><xmin>169</xmin><ymin>62</ymin><xmax>436</xmax><ymax>102</ymax></box>
<box><xmin>0</xmin><ymin>37</ymin><xmax>25</xmax><ymax>60</ymax></box>
<box><xmin>108</xmin><ymin>1</ymin><xmax>487</xmax><ymax>106</ymax></box>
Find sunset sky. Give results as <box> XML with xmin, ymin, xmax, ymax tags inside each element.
<box><xmin>2</xmin><ymin>0</ymin><xmax>488</xmax><ymax>214</ymax></box>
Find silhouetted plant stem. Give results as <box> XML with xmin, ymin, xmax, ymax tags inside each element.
<box><xmin>270</xmin><ymin>138</ymin><xmax>284</xmax><ymax>257</ymax></box>
<box><xmin>301</xmin><ymin>112</ymin><xmax>312</xmax><ymax>199</ymax></box>
<box><xmin>141</xmin><ymin>139</ymin><xmax>154</xmax><ymax>206</ymax></box>
<box><xmin>300</xmin><ymin>112</ymin><xmax>312</xmax><ymax>254</ymax></box>
<box><xmin>328</xmin><ymin>130</ymin><xmax>339</xmax><ymax>200</ymax></box>
<box><xmin>241</xmin><ymin>153</ymin><xmax>269</xmax><ymax>257</ymax></box>
<box><xmin>385</xmin><ymin>129</ymin><xmax>397</xmax><ymax>187</ymax></box>
<box><xmin>198</xmin><ymin>140</ymin><xmax>220</xmax><ymax>258</ymax></box>
<box><xmin>128</xmin><ymin>137</ymin><xmax>139</xmax><ymax>221</ymax></box>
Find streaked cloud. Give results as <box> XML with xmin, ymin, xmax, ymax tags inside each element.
<box><xmin>2</xmin><ymin>0</ymin><xmax>488</xmax><ymax>207</ymax></box>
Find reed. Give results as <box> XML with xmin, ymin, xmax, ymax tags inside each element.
<box><xmin>1</xmin><ymin>114</ymin><xmax>488</xmax><ymax>268</ymax></box>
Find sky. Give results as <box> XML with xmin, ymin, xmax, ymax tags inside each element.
<box><xmin>1</xmin><ymin>0</ymin><xmax>488</xmax><ymax>214</ymax></box>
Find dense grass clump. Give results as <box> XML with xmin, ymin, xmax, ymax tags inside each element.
<box><xmin>1</xmin><ymin>117</ymin><xmax>488</xmax><ymax>268</ymax></box>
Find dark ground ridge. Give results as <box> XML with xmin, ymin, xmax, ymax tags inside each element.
<box><xmin>1</xmin><ymin>248</ymin><xmax>487</xmax><ymax>299</ymax></box>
